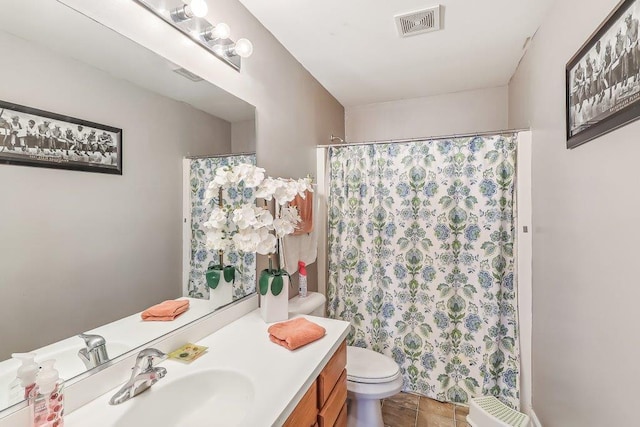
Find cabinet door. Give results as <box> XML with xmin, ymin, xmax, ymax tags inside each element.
<box><xmin>284</xmin><ymin>380</ymin><xmax>318</xmax><ymax>427</ymax></box>
<box><xmin>318</xmin><ymin>370</ymin><xmax>347</xmax><ymax>427</ymax></box>
<box><xmin>334</xmin><ymin>402</ymin><xmax>347</xmax><ymax>427</ymax></box>
<box><xmin>317</xmin><ymin>341</ymin><xmax>347</xmax><ymax>408</ymax></box>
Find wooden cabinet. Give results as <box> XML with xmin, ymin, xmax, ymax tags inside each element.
<box><xmin>318</xmin><ymin>341</ymin><xmax>347</xmax><ymax>406</ymax></box>
<box><xmin>318</xmin><ymin>370</ymin><xmax>347</xmax><ymax>427</ymax></box>
<box><xmin>283</xmin><ymin>379</ymin><xmax>318</xmax><ymax>427</ymax></box>
<box><xmin>284</xmin><ymin>340</ymin><xmax>347</xmax><ymax>427</ymax></box>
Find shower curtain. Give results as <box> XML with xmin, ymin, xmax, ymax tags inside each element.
<box><xmin>187</xmin><ymin>154</ymin><xmax>257</xmax><ymax>299</ymax></box>
<box><xmin>326</xmin><ymin>135</ymin><xmax>520</xmax><ymax>408</ymax></box>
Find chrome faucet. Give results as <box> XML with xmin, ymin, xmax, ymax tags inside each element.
<box><xmin>109</xmin><ymin>348</ymin><xmax>167</xmax><ymax>405</ymax></box>
<box><xmin>78</xmin><ymin>333</ymin><xmax>110</xmax><ymax>369</ymax></box>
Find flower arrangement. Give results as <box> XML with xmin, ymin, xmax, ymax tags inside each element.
<box><xmin>203</xmin><ymin>163</ymin><xmax>312</xmax><ymax>295</ymax></box>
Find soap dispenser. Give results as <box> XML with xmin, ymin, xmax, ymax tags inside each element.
<box><xmin>8</xmin><ymin>353</ymin><xmax>38</xmax><ymax>406</ymax></box>
<box><xmin>30</xmin><ymin>360</ymin><xmax>64</xmax><ymax>427</ymax></box>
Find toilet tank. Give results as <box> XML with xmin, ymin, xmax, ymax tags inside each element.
<box><xmin>288</xmin><ymin>292</ymin><xmax>326</xmax><ymax>317</ymax></box>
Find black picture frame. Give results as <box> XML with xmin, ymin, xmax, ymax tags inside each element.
<box><xmin>566</xmin><ymin>0</ymin><xmax>640</xmax><ymax>149</ymax></box>
<box><xmin>0</xmin><ymin>100</ymin><xmax>122</xmax><ymax>174</ymax></box>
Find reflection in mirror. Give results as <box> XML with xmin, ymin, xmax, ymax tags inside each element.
<box><xmin>184</xmin><ymin>154</ymin><xmax>257</xmax><ymax>308</ymax></box>
<box><xmin>0</xmin><ymin>0</ymin><xmax>256</xmax><ymax>414</ymax></box>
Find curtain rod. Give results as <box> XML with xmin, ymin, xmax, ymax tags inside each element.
<box><xmin>318</xmin><ymin>128</ymin><xmax>530</xmax><ymax>148</ymax></box>
<box><xmin>185</xmin><ymin>151</ymin><xmax>256</xmax><ymax>159</ymax></box>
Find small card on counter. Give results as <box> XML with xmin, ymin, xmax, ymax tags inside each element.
<box><xmin>167</xmin><ymin>343</ymin><xmax>208</xmax><ymax>363</ymax></box>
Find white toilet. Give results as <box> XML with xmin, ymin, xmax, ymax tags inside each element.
<box><xmin>289</xmin><ymin>292</ymin><xmax>404</xmax><ymax>427</ymax></box>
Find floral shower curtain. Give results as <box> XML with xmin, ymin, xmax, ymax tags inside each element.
<box><xmin>187</xmin><ymin>154</ymin><xmax>257</xmax><ymax>299</ymax></box>
<box><xmin>326</xmin><ymin>135</ymin><xmax>520</xmax><ymax>408</ymax></box>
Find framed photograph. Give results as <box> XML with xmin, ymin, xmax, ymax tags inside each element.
<box><xmin>566</xmin><ymin>0</ymin><xmax>640</xmax><ymax>149</ymax></box>
<box><xmin>0</xmin><ymin>100</ymin><xmax>122</xmax><ymax>174</ymax></box>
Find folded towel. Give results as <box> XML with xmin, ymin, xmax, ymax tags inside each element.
<box><xmin>267</xmin><ymin>317</ymin><xmax>326</xmax><ymax>350</ymax></box>
<box><xmin>141</xmin><ymin>299</ymin><xmax>190</xmax><ymax>321</ymax></box>
<box><xmin>290</xmin><ymin>190</ymin><xmax>313</xmax><ymax>235</ymax></box>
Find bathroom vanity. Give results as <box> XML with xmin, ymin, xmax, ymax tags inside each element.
<box><xmin>36</xmin><ymin>304</ymin><xmax>351</xmax><ymax>427</ymax></box>
<box><xmin>284</xmin><ymin>341</ymin><xmax>347</xmax><ymax>427</ymax></box>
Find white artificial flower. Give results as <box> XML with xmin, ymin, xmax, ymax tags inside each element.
<box><xmin>273</xmin><ymin>205</ymin><xmax>301</xmax><ymax>237</ymax></box>
<box><xmin>272</xmin><ymin>179</ymin><xmax>299</xmax><ymax>205</ymax></box>
<box><xmin>231</xmin><ymin>229</ymin><xmax>260</xmax><ymax>253</ymax></box>
<box><xmin>255</xmin><ymin>228</ymin><xmax>277</xmax><ymax>255</ymax></box>
<box><xmin>273</xmin><ymin>217</ymin><xmax>295</xmax><ymax>237</ymax></box>
<box><xmin>212</xmin><ymin>168</ymin><xmax>231</xmax><ymax>188</ymax></box>
<box><xmin>232</xmin><ymin>204</ymin><xmax>259</xmax><ymax>230</ymax></box>
<box><xmin>205</xmin><ymin>178</ymin><xmax>225</xmax><ymax>201</ymax></box>
<box><xmin>255</xmin><ymin>177</ymin><xmax>278</xmax><ymax>200</ymax></box>
<box><xmin>295</xmin><ymin>178</ymin><xmax>313</xmax><ymax>196</ymax></box>
<box><xmin>254</xmin><ymin>207</ymin><xmax>274</xmax><ymax>230</ymax></box>
<box><xmin>201</xmin><ymin>165</ymin><xmax>311</xmax><ymax>258</ymax></box>
<box><xmin>203</xmin><ymin>207</ymin><xmax>227</xmax><ymax>230</ymax></box>
<box><xmin>234</xmin><ymin>163</ymin><xmax>265</xmax><ymax>188</ymax></box>
<box><xmin>205</xmin><ymin>229</ymin><xmax>229</xmax><ymax>252</ymax></box>
<box><xmin>227</xmin><ymin>166</ymin><xmax>244</xmax><ymax>184</ymax></box>
<box><xmin>280</xmin><ymin>205</ymin><xmax>301</xmax><ymax>224</ymax></box>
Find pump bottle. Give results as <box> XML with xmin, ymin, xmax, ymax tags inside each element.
<box><xmin>30</xmin><ymin>360</ymin><xmax>64</xmax><ymax>427</ymax></box>
<box><xmin>8</xmin><ymin>353</ymin><xmax>38</xmax><ymax>406</ymax></box>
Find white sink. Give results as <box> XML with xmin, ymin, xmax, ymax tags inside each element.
<box><xmin>113</xmin><ymin>369</ymin><xmax>254</xmax><ymax>427</ymax></box>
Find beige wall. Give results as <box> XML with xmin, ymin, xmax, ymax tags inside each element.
<box><xmin>231</xmin><ymin>119</ymin><xmax>257</xmax><ymax>154</ymax></box>
<box><xmin>60</xmin><ymin>0</ymin><xmax>346</xmax><ymax>297</ymax></box>
<box><xmin>59</xmin><ymin>0</ymin><xmax>345</xmax><ymax>178</ymax></box>
<box><xmin>345</xmin><ymin>86</ymin><xmax>508</xmax><ymax>141</ymax></box>
<box><xmin>0</xmin><ymin>31</ymin><xmax>232</xmax><ymax>359</ymax></box>
<box><xmin>509</xmin><ymin>0</ymin><xmax>640</xmax><ymax>425</ymax></box>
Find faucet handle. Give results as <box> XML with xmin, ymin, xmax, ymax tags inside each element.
<box><xmin>135</xmin><ymin>348</ymin><xmax>167</xmax><ymax>371</ymax></box>
<box><xmin>78</xmin><ymin>333</ymin><xmax>106</xmax><ymax>350</ymax></box>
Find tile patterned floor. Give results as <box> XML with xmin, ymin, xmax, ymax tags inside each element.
<box><xmin>381</xmin><ymin>392</ymin><xmax>470</xmax><ymax>427</ymax></box>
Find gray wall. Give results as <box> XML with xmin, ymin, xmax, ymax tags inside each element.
<box><xmin>509</xmin><ymin>0</ymin><xmax>640</xmax><ymax>424</ymax></box>
<box><xmin>346</xmin><ymin>86</ymin><xmax>509</xmax><ymax>141</ymax></box>
<box><xmin>0</xmin><ymin>32</ymin><xmax>232</xmax><ymax>359</ymax></box>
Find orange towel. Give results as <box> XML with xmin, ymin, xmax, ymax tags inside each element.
<box><xmin>267</xmin><ymin>317</ymin><xmax>326</xmax><ymax>350</ymax></box>
<box><xmin>141</xmin><ymin>299</ymin><xmax>190</xmax><ymax>321</ymax></box>
<box><xmin>290</xmin><ymin>191</ymin><xmax>313</xmax><ymax>235</ymax></box>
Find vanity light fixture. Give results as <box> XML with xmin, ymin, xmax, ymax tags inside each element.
<box><xmin>201</xmin><ymin>23</ymin><xmax>231</xmax><ymax>42</ymax></box>
<box><xmin>230</xmin><ymin>38</ymin><xmax>254</xmax><ymax>58</ymax></box>
<box><xmin>133</xmin><ymin>0</ymin><xmax>253</xmax><ymax>71</ymax></box>
<box><xmin>170</xmin><ymin>0</ymin><xmax>208</xmax><ymax>22</ymax></box>
<box><xmin>210</xmin><ymin>38</ymin><xmax>253</xmax><ymax>62</ymax></box>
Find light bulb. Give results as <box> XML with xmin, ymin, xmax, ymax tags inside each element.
<box><xmin>189</xmin><ymin>0</ymin><xmax>208</xmax><ymax>17</ymax></box>
<box><xmin>208</xmin><ymin>22</ymin><xmax>231</xmax><ymax>40</ymax></box>
<box><xmin>233</xmin><ymin>38</ymin><xmax>253</xmax><ymax>58</ymax></box>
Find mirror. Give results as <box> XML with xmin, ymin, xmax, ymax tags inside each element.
<box><xmin>0</xmin><ymin>0</ymin><xmax>256</xmax><ymax>413</ymax></box>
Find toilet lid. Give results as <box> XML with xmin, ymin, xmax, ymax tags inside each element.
<box><xmin>346</xmin><ymin>346</ymin><xmax>401</xmax><ymax>384</ymax></box>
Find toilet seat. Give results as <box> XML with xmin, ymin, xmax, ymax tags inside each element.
<box><xmin>345</xmin><ymin>347</ymin><xmax>404</xmax><ymax>427</ymax></box>
<box><xmin>346</xmin><ymin>346</ymin><xmax>401</xmax><ymax>384</ymax></box>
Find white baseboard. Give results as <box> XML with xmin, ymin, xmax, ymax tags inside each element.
<box><xmin>530</xmin><ymin>408</ymin><xmax>542</xmax><ymax>427</ymax></box>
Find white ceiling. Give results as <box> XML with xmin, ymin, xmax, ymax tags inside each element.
<box><xmin>238</xmin><ymin>0</ymin><xmax>556</xmax><ymax>106</ymax></box>
<box><xmin>0</xmin><ymin>0</ymin><xmax>255</xmax><ymax>123</ymax></box>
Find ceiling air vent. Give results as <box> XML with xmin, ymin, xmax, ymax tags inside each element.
<box><xmin>172</xmin><ymin>67</ymin><xmax>203</xmax><ymax>82</ymax></box>
<box><xmin>395</xmin><ymin>5</ymin><xmax>442</xmax><ymax>38</ymax></box>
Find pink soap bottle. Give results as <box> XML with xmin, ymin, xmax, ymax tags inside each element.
<box><xmin>8</xmin><ymin>353</ymin><xmax>38</xmax><ymax>405</ymax></box>
<box><xmin>30</xmin><ymin>360</ymin><xmax>64</xmax><ymax>427</ymax></box>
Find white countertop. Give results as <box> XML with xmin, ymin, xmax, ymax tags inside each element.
<box><xmin>0</xmin><ymin>297</ymin><xmax>220</xmax><ymax>410</ymax></box>
<box><xmin>65</xmin><ymin>310</ymin><xmax>350</xmax><ymax>427</ymax></box>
